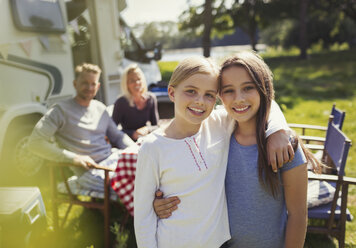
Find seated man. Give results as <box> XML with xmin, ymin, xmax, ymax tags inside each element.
<box><xmin>28</xmin><ymin>63</ymin><xmax>135</xmax><ymax>192</ymax></box>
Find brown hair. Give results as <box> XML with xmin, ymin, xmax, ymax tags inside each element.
<box><xmin>75</xmin><ymin>63</ymin><xmax>101</xmax><ymax>79</ymax></box>
<box><xmin>219</xmin><ymin>51</ymin><xmax>321</xmax><ymax>198</ymax></box>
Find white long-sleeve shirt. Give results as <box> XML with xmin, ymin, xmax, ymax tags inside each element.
<box><xmin>134</xmin><ymin>101</ymin><xmax>288</xmax><ymax>248</ymax></box>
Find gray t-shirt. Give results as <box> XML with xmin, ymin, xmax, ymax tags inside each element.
<box><xmin>223</xmin><ymin>134</ymin><xmax>306</xmax><ymax>248</ymax></box>
<box><xmin>29</xmin><ymin>98</ymin><xmax>133</xmax><ymax>167</ymax></box>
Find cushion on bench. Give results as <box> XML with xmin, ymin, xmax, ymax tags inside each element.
<box><xmin>308</xmin><ymin>197</ymin><xmax>353</xmax><ymax>221</ymax></box>
<box><xmin>307</xmin><ymin>180</ymin><xmax>335</xmax><ymax>208</ymax></box>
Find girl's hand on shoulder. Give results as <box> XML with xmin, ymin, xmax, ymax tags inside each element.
<box><xmin>267</xmin><ymin>129</ymin><xmax>295</xmax><ymax>172</ymax></box>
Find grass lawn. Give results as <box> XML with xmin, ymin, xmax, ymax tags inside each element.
<box><xmin>2</xmin><ymin>49</ymin><xmax>354</xmax><ymax>248</ymax></box>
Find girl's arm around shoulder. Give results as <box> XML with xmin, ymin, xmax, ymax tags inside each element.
<box><xmin>134</xmin><ymin>136</ymin><xmax>161</xmax><ymax>248</ymax></box>
<box><xmin>266</xmin><ymin>100</ymin><xmax>289</xmax><ymax>137</ymax></box>
<box><xmin>266</xmin><ymin>100</ymin><xmax>295</xmax><ymax>170</ymax></box>
<box><xmin>281</xmin><ymin>145</ymin><xmax>308</xmax><ymax>248</ymax></box>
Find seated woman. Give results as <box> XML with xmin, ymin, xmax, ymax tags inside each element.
<box><xmin>112</xmin><ymin>64</ymin><xmax>159</xmax><ymax>141</ymax></box>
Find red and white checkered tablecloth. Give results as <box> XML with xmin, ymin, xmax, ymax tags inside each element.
<box><xmin>111</xmin><ymin>146</ymin><xmax>138</xmax><ymax>216</ymax></box>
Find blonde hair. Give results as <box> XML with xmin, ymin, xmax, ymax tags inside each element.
<box><xmin>169</xmin><ymin>56</ymin><xmax>219</xmax><ymax>88</ymax></box>
<box><xmin>75</xmin><ymin>63</ymin><xmax>101</xmax><ymax>79</ymax></box>
<box><xmin>121</xmin><ymin>64</ymin><xmax>148</xmax><ymax>106</ymax></box>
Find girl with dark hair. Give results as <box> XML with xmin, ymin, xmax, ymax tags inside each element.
<box><xmin>219</xmin><ymin>51</ymin><xmax>320</xmax><ymax>248</ymax></box>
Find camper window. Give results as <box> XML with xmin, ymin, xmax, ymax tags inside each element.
<box><xmin>10</xmin><ymin>0</ymin><xmax>66</xmax><ymax>33</ymax></box>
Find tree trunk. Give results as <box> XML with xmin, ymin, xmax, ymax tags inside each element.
<box><xmin>246</xmin><ymin>0</ymin><xmax>258</xmax><ymax>51</ymax></box>
<box><xmin>202</xmin><ymin>0</ymin><xmax>212</xmax><ymax>57</ymax></box>
<box><xmin>250</xmin><ymin>14</ymin><xmax>257</xmax><ymax>51</ymax></box>
<box><xmin>251</xmin><ymin>33</ymin><xmax>257</xmax><ymax>51</ymax></box>
<box><xmin>299</xmin><ymin>0</ymin><xmax>308</xmax><ymax>59</ymax></box>
<box><xmin>246</xmin><ymin>28</ymin><xmax>257</xmax><ymax>51</ymax></box>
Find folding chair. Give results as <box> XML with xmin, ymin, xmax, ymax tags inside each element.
<box><xmin>289</xmin><ymin>103</ymin><xmax>346</xmax><ymax>151</ymax></box>
<box><xmin>307</xmin><ymin>119</ymin><xmax>355</xmax><ymax>248</ymax></box>
<box><xmin>49</xmin><ymin>162</ymin><xmax>126</xmax><ymax>248</ymax></box>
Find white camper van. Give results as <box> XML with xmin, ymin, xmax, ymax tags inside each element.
<box><xmin>0</xmin><ymin>0</ymin><xmax>163</xmax><ymax>179</ymax></box>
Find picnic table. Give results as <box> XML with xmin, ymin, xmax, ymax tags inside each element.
<box><xmin>111</xmin><ymin>145</ymin><xmax>138</xmax><ymax>216</ymax></box>
<box><xmin>110</xmin><ymin>119</ymin><xmax>176</xmax><ymax>216</ymax></box>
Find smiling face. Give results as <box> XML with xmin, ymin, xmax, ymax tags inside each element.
<box><xmin>127</xmin><ymin>70</ymin><xmax>145</xmax><ymax>97</ymax></box>
<box><xmin>220</xmin><ymin>66</ymin><xmax>260</xmax><ymax>126</ymax></box>
<box><xmin>168</xmin><ymin>73</ymin><xmax>218</xmax><ymax>129</ymax></box>
<box><xmin>73</xmin><ymin>71</ymin><xmax>100</xmax><ymax>105</ymax></box>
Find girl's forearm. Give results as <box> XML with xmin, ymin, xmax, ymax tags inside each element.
<box><xmin>284</xmin><ymin>212</ymin><xmax>307</xmax><ymax>248</ymax></box>
<box><xmin>266</xmin><ymin>100</ymin><xmax>289</xmax><ymax>137</ymax></box>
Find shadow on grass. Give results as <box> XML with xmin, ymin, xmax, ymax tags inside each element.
<box><xmin>30</xmin><ymin>208</ymin><xmax>105</xmax><ymax>248</ymax></box>
<box><xmin>264</xmin><ymin>49</ymin><xmax>356</xmax><ymax>109</ymax></box>
<box><xmin>304</xmin><ymin>233</ymin><xmax>337</xmax><ymax>248</ymax></box>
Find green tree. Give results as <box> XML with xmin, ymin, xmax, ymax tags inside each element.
<box><xmin>314</xmin><ymin>0</ymin><xmax>356</xmax><ymax>23</ymax></box>
<box><xmin>135</xmin><ymin>21</ymin><xmax>198</xmax><ymax>50</ymax></box>
<box><xmin>228</xmin><ymin>0</ymin><xmax>262</xmax><ymax>51</ymax></box>
<box><xmin>179</xmin><ymin>0</ymin><xmax>233</xmax><ymax>57</ymax></box>
<box><xmin>259</xmin><ymin>0</ymin><xmax>356</xmax><ymax>56</ymax></box>
<box><xmin>261</xmin><ymin>0</ymin><xmax>309</xmax><ymax>57</ymax></box>
<box><xmin>299</xmin><ymin>0</ymin><xmax>309</xmax><ymax>59</ymax></box>
<box><xmin>227</xmin><ymin>0</ymin><xmax>297</xmax><ymax>51</ymax></box>
<box><xmin>311</xmin><ymin>0</ymin><xmax>356</xmax><ymax>48</ymax></box>
<box><xmin>202</xmin><ymin>0</ymin><xmax>213</xmax><ymax>57</ymax></box>
<box><xmin>140</xmin><ymin>22</ymin><xmax>161</xmax><ymax>49</ymax></box>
